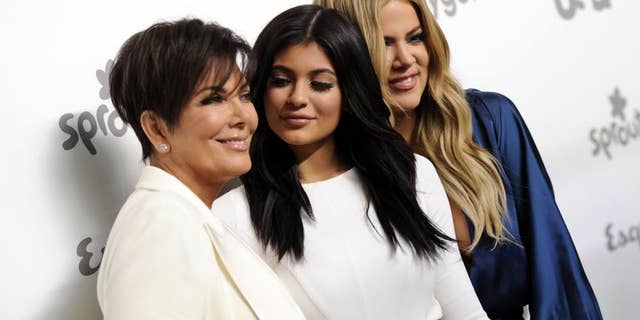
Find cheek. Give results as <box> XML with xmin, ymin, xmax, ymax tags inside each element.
<box><xmin>419</xmin><ymin>48</ymin><xmax>430</xmax><ymax>72</ymax></box>
<box><xmin>263</xmin><ymin>102</ymin><xmax>279</xmax><ymax>132</ymax></box>
<box><xmin>246</xmin><ymin>104</ymin><xmax>259</xmax><ymax>132</ymax></box>
<box><xmin>264</xmin><ymin>90</ymin><xmax>276</xmax><ymax>108</ymax></box>
<box><xmin>264</xmin><ymin>88</ymin><xmax>283</xmax><ymax>112</ymax></box>
<box><xmin>194</xmin><ymin>110</ymin><xmax>229</xmax><ymax>139</ymax></box>
<box><xmin>315</xmin><ymin>93</ymin><xmax>342</xmax><ymax>125</ymax></box>
<box><xmin>264</xmin><ymin>89</ymin><xmax>288</xmax><ymax>126</ymax></box>
<box><xmin>203</xmin><ymin>118</ymin><xmax>228</xmax><ymax>139</ymax></box>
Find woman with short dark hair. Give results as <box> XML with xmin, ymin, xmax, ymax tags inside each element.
<box><xmin>214</xmin><ymin>5</ymin><xmax>487</xmax><ymax>319</ymax></box>
<box><xmin>97</xmin><ymin>18</ymin><xmax>304</xmax><ymax>319</ymax></box>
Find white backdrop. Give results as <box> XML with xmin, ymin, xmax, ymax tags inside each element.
<box><xmin>0</xmin><ymin>0</ymin><xmax>637</xmax><ymax>319</ymax></box>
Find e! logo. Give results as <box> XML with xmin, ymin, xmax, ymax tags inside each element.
<box><xmin>77</xmin><ymin>237</ymin><xmax>104</xmax><ymax>276</ymax></box>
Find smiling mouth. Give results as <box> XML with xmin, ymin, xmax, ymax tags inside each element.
<box><xmin>388</xmin><ymin>74</ymin><xmax>418</xmax><ymax>91</ymax></box>
<box><xmin>215</xmin><ymin>137</ymin><xmax>250</xmax><ymax>151</ymax></box>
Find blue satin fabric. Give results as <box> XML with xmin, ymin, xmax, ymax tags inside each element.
<box><xmin>464</xmin><ymin>89</ymin><xmax>602</xmax><ymax>319</ymax></box>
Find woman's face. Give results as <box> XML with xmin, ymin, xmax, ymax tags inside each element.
<box><xmin>380</xmin><ymin>0</ymin><xmax>429</xmax><ymax>112</ymax></box>
<box><xmin>264</xmin><ymin>42</ymin><xmax>342</xmax><ymax>155</ymax></box>
<box><xmin>166</xmin><ymin>65</ymin><xmax>258</xmax><ymax>184</ymax></box>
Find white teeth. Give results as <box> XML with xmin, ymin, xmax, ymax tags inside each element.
<box><xmin>398</xmin><ymin>76</ymin><xmax>414</xmax><ymax>84</ymax></box>
<box><xmin>223</xmin><ymin>140</ymin><xmax>246</xmax><ymax>146</ymax></box>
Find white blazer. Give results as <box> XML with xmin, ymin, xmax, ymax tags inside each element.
<box><xmin>97</xmin><ymin>166</ymin><xmax>305</xmax><ymax>320</ymax></box>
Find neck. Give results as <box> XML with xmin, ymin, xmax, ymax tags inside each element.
<box><xmin>149</xmin><ymin>155</ymin><xmax>222</xmax><ymax>207</ymax></box>
<box><xmin>291</xmin><ymin>137</ymin><xmax>349</xmax><ymax>184</ymax></box>
<box><xmin>394</xmin><ymin>109</ymin><xmax>417</xmax><ymax>146</ymax></box>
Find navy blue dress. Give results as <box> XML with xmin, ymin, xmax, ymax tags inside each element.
<box><xmin>464</xmin><ymin>89</ymin><xmax>602</xmax><ymax>319</ymax></box>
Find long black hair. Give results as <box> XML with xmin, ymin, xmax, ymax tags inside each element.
<box><xmin>242</xmin><ymin>4</ymin><xmax>452</xmax><ymax>261</ymax></box>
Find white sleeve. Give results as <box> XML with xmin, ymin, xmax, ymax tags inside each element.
<box><xmin>99</xmin><ymin>198</ymin><xmax>215</xmax><ymax>320</ymax></box>
<box><xmin>415</xmin><ymin>155</ymin><xmax>488</xmax><ymax>320</ymax></box>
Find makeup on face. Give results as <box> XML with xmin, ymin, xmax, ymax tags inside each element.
<box><xmin>264</xmin><ymin>42</ymin><xmax>342</xmax><ymax>149</ymax></box>
<box><xmin>380</xmin><ymin>0</ymin><xmax>430</xmax><ymax>111</ymax></box>
<box><xmin>166</xmin><ymin>66</ymin><xmax>258</xmax><ymax>184</ymax></box>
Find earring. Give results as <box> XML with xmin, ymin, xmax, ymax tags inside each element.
<box><xmin>159</xmin><ymin>144</ymin><xmax>169</xmax><ymax>152</ymax></box>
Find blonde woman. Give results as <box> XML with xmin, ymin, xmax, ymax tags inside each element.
<box><xmin>316</xmin><ymin>0</ymin><xmax>602</xmax><ymax>319</ymax></box>
<box><xmin>96</xmin><ymin>19</ymin><xmax>304</xmax><ymax>319</ymax></box>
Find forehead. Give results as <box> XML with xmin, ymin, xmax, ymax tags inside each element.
<box><xmin>272</xmin><ymin>42</ymin><xmax>335</xmax><ymax>74</ymax></box>
<box><xmin>380</xmin><ymin>0</ymin><xmax>422</xmax><ymax>34</ymax></box>
<box><xmin>196</xmin><ymin>63</ymin><xmax>245</xmax><ymax>92</ymax></box>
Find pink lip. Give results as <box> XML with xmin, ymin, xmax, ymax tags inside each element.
<box><xmin>280</xmin><ymin>113</ymin><xmax>315</xmax><ymax>128</ymax></box>
<box><xmin>215</xmin><ymin>136</ymin><xmax>250</xmax><ymax>151</ymax></box>
<box><xmin>388</xmin><ymin>73</ymin><xmax>418</xmax><ymax>91</ymax></box>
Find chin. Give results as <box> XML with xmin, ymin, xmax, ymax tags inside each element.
<box><xmin>220</xmin><ymin>156</ymin><xmax>252</xmax><ymax>177</ymax></box>
<box><xmin>392</xmin><ymin>95</ymin><xmax>422</xmax><ymax>112</ymax></box>
<box><xmin>233</xmin><ymin>159</ymin><xmax>253</xmax><ymax>175</ymax></box>
<box><xmin>389</xmin><ymin>82</ymin><xmax>427</xmax><ymax>112</ymax></box>
<box><xmin>277</xmin><ymin>133</ymin><xmax>311</xmax><ymax>147</ymax></box>
<box><xmin>218</xmin><ymin>168</ymin><xmax>249</xmax><ymax>182</ymax></box>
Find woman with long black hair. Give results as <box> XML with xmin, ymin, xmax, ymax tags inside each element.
<box><xmin>213</xmin><ymin>5</ymin><xmax>487</xmax><ymax>319</ymax></box>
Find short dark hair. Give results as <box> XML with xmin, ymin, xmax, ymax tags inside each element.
<box><xmin>109</xmin><ymin>18</ymin><xmax>250</xmax><ymax>159</ymax></box>
<box><xmin>243</xmin><ymin>5</ymin><xmax>452</xmax><ymax>261</ymax></box>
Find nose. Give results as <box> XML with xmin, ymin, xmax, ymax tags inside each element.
<box><xmin>287</xmin><ymin>81</ymin><xmax>308</xmax><ymax>109</ymax></box>
<box><xmin>390</xmin><ymin>43</ymin><xmax>415</xmax><ymax>70</ymax></box>
<box><xmin>228</xmin><ymin>98</ymin><xmax>254</xmax><ymax>129</ymax></box>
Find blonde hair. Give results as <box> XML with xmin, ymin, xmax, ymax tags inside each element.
<box><xmin>315</xmin><ymin>0</ymin><xmax>508</xmax><ymax>250</ymax></box>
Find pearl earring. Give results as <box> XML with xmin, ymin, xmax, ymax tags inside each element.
<box><xmin>160</xmin><ymin>144</ymin><xmax>169</xmax><ymax>152</ymax></box>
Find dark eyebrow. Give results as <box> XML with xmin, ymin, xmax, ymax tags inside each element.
<box><xmin>271</xmin><ymin>65</ymin><xmax>293</xmax><ymax>75</ymax></box>
<box><xmin>383</xmin><ymin>26</ymin><xmax>423</xmax><ymax>43</ymax></box>
<box><xmin>309</xmin><ymin>68</ymin><xmax>336</xmax><ymax>77</ymax></box>
<box><xmin>195</xmin><ymin>79</ymin><xmax>249</xmax><ymax>96</ymax></box>
<box><xmin>237</xmin><ymin>80</ymin><xmax>249</xmax><ymax>91</ymax></box>
<box><xmin>195</xmin><ymin>86</ymin><xmax>224</xmax><ymax>96</ymax></box>
<box><xmin>272</xmin><ymin>65</ymin><xmax>336</xmax><ymax>78</ymax></box>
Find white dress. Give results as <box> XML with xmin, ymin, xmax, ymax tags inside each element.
<box><xmin>213</xmin><ymin>155</ymin><xmax>488</xmax><ymax>320</ymax></box>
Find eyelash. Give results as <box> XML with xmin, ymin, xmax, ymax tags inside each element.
<box><xmin>384</xmin><ymin>32</ymin><xmax>425</xmax><ymax>47</ymax></box>
<box><xmin>240</xmin><ymin>92</ymin><xmax>252</xmax><ymax>102</ymax></box>
<box><xmin>201</xmin><ymin>91</ymin><xmax>252</xmax><ymax>105</ymax></box>
<box><xmin>269</xmin><ymin>76</ymin><xmax>334</xmax><ymax>92</ymax></box>
<box><xmin>269</xmin><ymin>77</ymin><xmax>291</xmax><ymax>87</ymax></box>
<box><xmin>408</xmin><ymin>32</ymin><xmax>425</xmax><ymax>44</ymax></box>
<box><xmin>201</xmin><ymin>95</ymin><xmax>223</xmax><ymax>105</ymax></box>
<box><xmin>310</xmin><ymin>81</ymin><xmax>333</xmax><ymax>92</ymax></box>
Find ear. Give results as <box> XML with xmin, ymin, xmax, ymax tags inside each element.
<box><xmin>140</xmin><ymin>110</ymin><xmax>172</xmax><ymax>153</ymax></box>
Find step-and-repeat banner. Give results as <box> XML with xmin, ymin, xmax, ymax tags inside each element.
<box><xmin>1</xmin><ymin>0</ymin><xmax>637</xmax><ymax>319</ymax></box>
